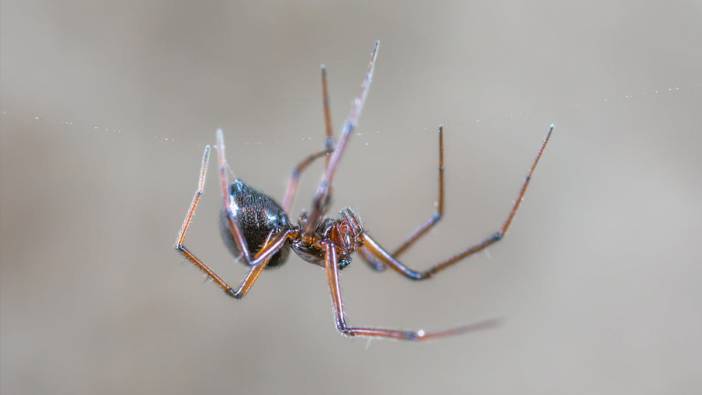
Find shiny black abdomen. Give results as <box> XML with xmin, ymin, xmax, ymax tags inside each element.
<box><xmin>219</xmin><ymin>179</ymin><xmax>291</xmax><ymax>268</ymax></box>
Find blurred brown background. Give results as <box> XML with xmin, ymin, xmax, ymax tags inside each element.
<box><xmin>1</xmin><ymin>1</ymin><xmax>701</xmax><ymax>394</ymax></box>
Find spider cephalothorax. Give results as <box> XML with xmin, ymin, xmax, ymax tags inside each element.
<box><xmin>174</xmin><ymin>41</ymin><xmax>554</xmax><ymax>341</ymax></box>
<box><xmin>293</xmin><ymin>207</ymin><xmax>364</xmax><ymax>269</ymax></box>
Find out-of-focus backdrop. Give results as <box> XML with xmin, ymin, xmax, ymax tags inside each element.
<box><xmin>2</xmin><ymin>1</ymin><xmax>701</xmax><ymax>394</ymax></box>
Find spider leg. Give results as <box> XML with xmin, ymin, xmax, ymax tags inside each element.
<box><xmin>357</xmin><ymin>125</ymin><xmax>445</xmax><ymax>270</ymax></box>
<box><xmin>229</xmin><ymin>230</ymin><xmax>293</xmax><ymax>298</ymax></box>
<box><xmin>322</xmin><ymin>56</ymin><xmax>383</xmax><ymax>274</ymax></box>
<box><xmin>357</xmin><ymin>246</ymin><xmax>387</xmax><ymax>272</ymax></box>
<box><xmin>321</xmin><ymin>64</ymin><xmax>335</xmax><ymax>167</ymax></box>
<box><xmin>174</xmin><ymin>144</ymin><xmax>290</xmax><ymax>298</ymax></box>
<box><xmin>281</xmin><ymin>66</ymin><xmax>338</xmax><ymax>214</ymax></box>
<box><xmin>359</xmin><ymin>125</ymin><xmax>555</xmax><ymax>280</ymax></box>
<box><xmin>323</xmin><ymin>242</ymin><xmax>498</xmax><ymax>341</ymax></box>
<box><xmin>281</xmin><ymin>149</ymin><xmax>330</xmax><ymax>213</ymax></box>
<box><xmin>174</xmin><ymin>145</ymin><xmax>233</xmax><ymax>290</ymax></box>
<box><xmin>304</xmin><ymin>41</ymin><xmax>380</xmax><ymax>234</ymax></box>
<box><xmin>392</xmin><ymin>125</ymin><xmax>445</xmax><ymax>256</ymax></box>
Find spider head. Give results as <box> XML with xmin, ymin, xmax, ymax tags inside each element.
<box><xmin>290</xmin><ymin>208</ymin><xmax>363</xmax><ymax>269</ymax></box>
<box><xmin>329</xmin><ymin>208</ymin><xmax>364</xmax><ymax>257</ymax></box>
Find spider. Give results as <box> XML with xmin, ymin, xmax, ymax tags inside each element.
<box><xmin>174</xmin><ymin>41</ymin><xmax>554</xmax><ymax>341</ymax></box>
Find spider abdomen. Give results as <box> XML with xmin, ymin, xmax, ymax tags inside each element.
<box><xmin>220</xmin><ymin>179</ymin><xmax>291</xmax><ymax>268</ymax></box>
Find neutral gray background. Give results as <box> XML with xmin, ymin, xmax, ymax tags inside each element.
<box><xmin>2</xmin><ymin>1</ymin><xmax>701</xmax><ymax>394</ymax></box>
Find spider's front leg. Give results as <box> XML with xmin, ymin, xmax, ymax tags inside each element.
<box><xmin>323</xmin><ymin>242</ymin><xmax>497</xmax><ymax>341</ymax></box>
<box><xmin>357</xmin><ymin>126</ymin><xmax>445</xmax><ymax>272</ymax></box>
<box><xmin>304</xmin><ymin>41</ymin><xmax>380</xmax><ymax>235</ymax></box>
<box><xmin>174</xmin><ymin>143</ymin><xmax>290</xmax><ymax>299</ymax></box>
<box><xmin>359</xmin><ymin>125</ymin><xmax>555</xmax><ymax>280</ymax></box>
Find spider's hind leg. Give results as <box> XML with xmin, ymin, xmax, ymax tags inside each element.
<box><xmin>174</xmin><ymin>145</ymin><xmax>233</xmax><ymax>293</ymax></box>
<box><xmin>174</xmin><ymin>139</ymin><xmax>291</xmax><ymax>299</ymax></box>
